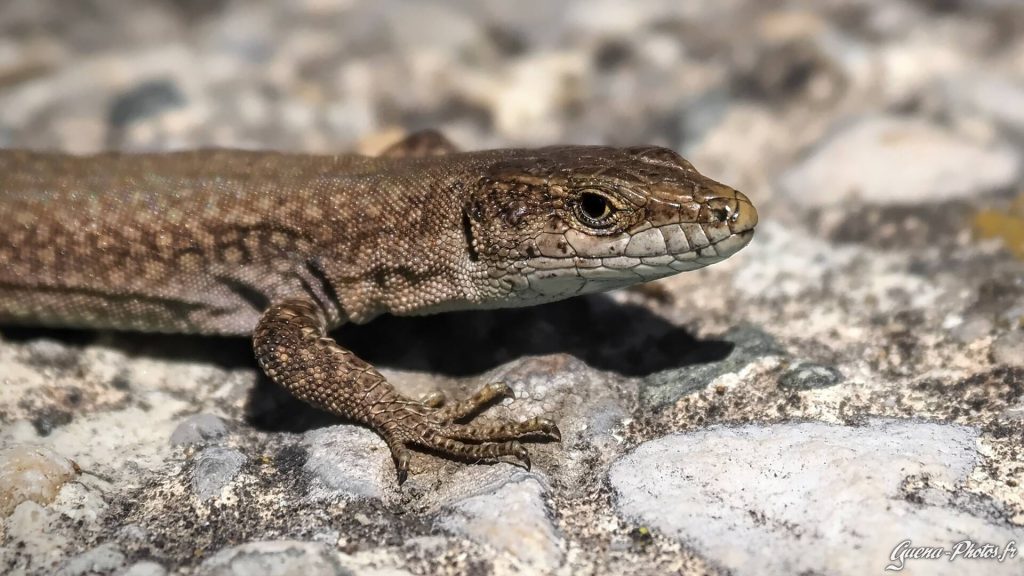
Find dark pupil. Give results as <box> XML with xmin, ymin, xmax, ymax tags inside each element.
<box><xmin>580</xmin><ymin>193</ymin><xmax>608</xmax><ymax>220</ymax></box>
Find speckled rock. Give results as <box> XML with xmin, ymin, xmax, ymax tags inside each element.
<box><xmin>196</xmin><ymin>541</ymin><xmax>348</xmax><ymax>576</ymax></box>
<box><xmin>435</xmin><ymin>468</ymin><xmax>562</xmax><ymax>572</ymax></box>
<box><xmin>192</xmin><ymin>447</ymin><xmax>247</xmax><ymax>501</ymax></box>
<box><xmin>609</xmin><ymin>421</ymin><xmax>1024</xmax><ymax>576</ymax></box>
<box><xmin>55</xmin><ymin>543</ymin><xmax>126</xmax><ymax>576</ymax></box>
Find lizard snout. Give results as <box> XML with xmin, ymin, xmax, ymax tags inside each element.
<box><xmin>701</xmin><ymin>186</ymin><xmax>757</xmax><ymax>234</ymax></box>
<box><xmin>730</xmin><ymin>190</ymin><xmax>758</xmax><ymax>234</ymax></box>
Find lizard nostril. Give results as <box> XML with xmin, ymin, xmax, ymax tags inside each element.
<box><xmin>702</xmin><ymin>199</ymin><xmax>733</xmax><ymax>224</ymax></box>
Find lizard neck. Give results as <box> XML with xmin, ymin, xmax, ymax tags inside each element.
<box><xmin>313</xmin><ymin>160</ymin><xmax>497</xmax><ymax>324</ymax></box>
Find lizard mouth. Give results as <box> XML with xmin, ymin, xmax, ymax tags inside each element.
<box><xmin>515</xmin><ymin>190</ymin><xmax>757</xmax><ymax>301</ymax></box>
<box><xmin>520</xmin><ymin>226</ymin><xmax>756</xmax><ymax>300</ymax></box>
<box><xmin>516</xmin><ymin>191</ymin><xmax>757</xmax><ymax>301</ymax></box>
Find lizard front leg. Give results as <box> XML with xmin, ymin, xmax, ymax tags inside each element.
<box><xmin>252</xmin><ymin>298</ymin><xmax>560</xmax><ymax>483</ymax></box>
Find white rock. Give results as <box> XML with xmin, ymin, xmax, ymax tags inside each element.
<box><xmin>302</xmin><ymin>426</ymin><xmax>392</xmax><ymax>501</ymax></box>
<box><xmin>942</xmin><ymin>74</ymin><xmax>1024</xmax><ymax>133</ymax></box>
<box><xmin>991</xmin><ymin>330</ymin><xmax>1024</xmax><ymax>367</ymax></box>
<box><xmin>609</xmin><ymin>420</ymin><xmax>1024</xmax><ymax>576</ymax></box>
<box><xmin>192</xmin><ymin>447</ymin><xmax>246</xmax><ymax>502</ymax></box>
<box><xmin>119</xmin><ymin>561</ymin><xmax>168</xmax><ymax>576</ymax></box>
<box><xmin>436</xmin><ymin>469</ymin><xmax>563</xmax><ymax>573</ymax></box>
<box><xmin>780</xmin><ymin>116</ymin><xmax>1020</xmax><ymax>207</ymax></box>
<box><xmin>197</xmin><ymin>540</ymin><xmax>344</xmax><ymax>576</ymax></box>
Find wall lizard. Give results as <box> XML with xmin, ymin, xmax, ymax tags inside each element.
<box><xmin>0</xmin><ymin>131</ymin><xmax>757</xmax><ymax>483</ymax></box>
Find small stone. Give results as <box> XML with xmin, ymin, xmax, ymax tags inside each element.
<box><xmin>170</xmin><ymin>414</ymin><xmax>228</xmax><ymax>446</ymax></box>
<box><xmin>23</xmin><ymin>338</ymin><xmax>82</xmax><ymax>371</ymax></box>
<box><xmin>108</xmin><ymin>80</ymin><xmax>186</xmax><ymax>129</ymax></box>
<box><xmin>436</xmin><ymin>469</ymin><xmax>563</xmax><ymax>572</ymax></box>
<box><xmin>56</xmin><ymin>543</ymin><xmax>126</xmax><ymax>576</ymax></box>
<box><xmin>777</xmin><ymin>362</ymin><xmax>843</xmax><ymax>390</ymax></box>
<box><xmin>119</xmin><ymin>561</ymin><xmax>168</xmax><ymax>576</ymax></box>
<box><xmin>780</xmin><ymin>116</ymin><xmax>1020</xmax><ymax>207</ymax></box>
<box><xmin>196</xmin><ymin>540</ymin><xmax>347</xmax><ymax>576</ymax></box>
<box><xmin>640</xmin><ymin>324</ymin><xmax>785</xmax><ymax>409</ymax></box>
<box><xmin>192</xmin><ymin>447</ymin><xmax>246</xmax><ymax>501</ymax></box>
<box><xmin>951</xmin><ymin>316</ymin><xmax>994</xmax><ymax>343</ymax></box>
<box><xmin>302</xmin><ymin>426</ymin><xmax>390</xmax><ymax>500</ymax></box>
<box><xmin>991</xmin><ymin>331</ymin><xmax>1024</xmax><ymax>367</ymax></box>
<box><xmin>941</xmin><ymin>74</ymin><xmax>1024</xmax><ymax>134</ymax></box>
<box><xmin>0</xmin><ymin>445</ymin><xmax>79</xmax><ymax>516</ymax></box>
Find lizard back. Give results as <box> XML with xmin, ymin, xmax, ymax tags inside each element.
<box><xmin>0</xmin><ymin>149</ymin><xmax>473</xmax><ymax>334</ymax></box>
<box><xmin>0</xmin><ymin>144</ymin><xmax>757</xmax><ymax>336</ymax></box>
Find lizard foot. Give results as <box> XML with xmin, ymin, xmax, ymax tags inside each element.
<box><xmin>380</xmin><ymin>382</ymin><xmax>561</xmax><ymax>484</ymax></box>
<box><xmin>253</xmin><ymin>298</ymin><xmax>559</xmax><ymax>485</ymax></box>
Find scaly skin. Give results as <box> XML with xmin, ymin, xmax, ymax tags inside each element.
<box><xmin>0</xmin><ymin>132</ymin><xmax>757</xmax><ymax>483</ymax></box>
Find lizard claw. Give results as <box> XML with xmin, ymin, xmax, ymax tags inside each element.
<box><xmin>536</xmin><ymin>418</ymin><xmax>561</xmax><ymax>442</ymax></box>
<box><xmin>510</xmin><ymin>440</ymin><xmax>531</xmax><ymax>471</ymax></box>
<box><xmin>489</xmin><ymin>381</ymin><xmax>515</xmax><ymax>401</ymax></box>
<box><xmin>393</xmin><ymin>446</ymin><xmax>412</xmax><ymax>485</ymax></box>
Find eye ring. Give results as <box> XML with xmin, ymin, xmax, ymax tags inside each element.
<box><xmin>575</xmin><ymin>190</ymin><xmax>616</xmax><ymax>228</ymax></box>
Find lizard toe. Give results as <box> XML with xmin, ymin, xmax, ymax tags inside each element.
<box><xmin>434</xmin><ymin>381</ymin><xmax>516</xmax><ymax>422</ymax></box>
<box><xmin>420</xmin><ymin>390</ymin><xmax>447</xmax><ymax>409</ymax></box>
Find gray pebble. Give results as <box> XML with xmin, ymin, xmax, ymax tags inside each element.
<box><xmin>193</xmin><ymin>447</ymin><xmax>246</xmax><ymax>501</ymax></box>
<box><xmin>778</xmin><ymin>362</ymin><xmax>843</xmax><ymax>390</ymax></box>
<box><xmin>56</xmin><ymin>543</ymin><xmax>126</xmax><ymax>576</ymax></box>
<box><xmin>118</xmin><ymin>561</ymin><xmax>168</xmax><ymax>576</ymax></box>
<box><xmin>108</xmin><ymin>79</ymin><xmax>186</xmax><ymax>129</ymax></box>
<box><xmin>171</xmin><ymin>414</ymin><xmax>229</xmax><ymax>446</ymax></box>
<box><xmin>196</xmin><ymin>540</ymin><xmax>349</xmax><ymax>576</ymax></box>
<box><xmin>991</xmin><ymin>330</ymin><xmax>1024</xmax><ymax>367</ymax></box>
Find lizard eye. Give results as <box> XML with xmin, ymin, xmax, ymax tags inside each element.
<box><xmin>576</xmin><ymin>191</ymin><xmax>615</xmax><ymax>228</ymax></box>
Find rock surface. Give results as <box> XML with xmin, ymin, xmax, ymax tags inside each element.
<box><xmin>610</xmin><ymin>420</ymin><xmax>1023</xmax><ymax>576</ymax></box>
<box><xmin>1</xmin><ymin>1</ymin><xmax>1023</xmax><ymax>575</ymax></box>
<box><xmin>780</xmin><ymin>116</ymin><xmax>1020</xmax><ymax>207</ymax></box>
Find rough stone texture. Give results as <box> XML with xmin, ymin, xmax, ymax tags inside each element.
<box><xmin>434</xmin><ymin>469</ymin><xmax>562</xmax><ymax>573</ymax></box>
<box><xmin>609</xmin><ymin>420</ymin><xmax>1024</xmax><ymax>576</ymax></box>
<box><xmin>780</xmin><ymin>116</ymin><xmax>1020</xmax><ymax>207</ymax></box>
<box><xmin>1</xmin><ymin>0</ymin><xmax>1023</xmax><ymax>575</ymax></box>
<box><xmin>192</xmin><ymin>447</ymin><xmax>247</xmax><ymax>502</ymax></box>
<box><xmin>196</xmin><ymin>541</ymin><xmax>350</xmax><ymax>576</ymax></box>
<box><xmin>301</xmin><ymin>426</ymin><xmax>393</xmax><ymax>502</ymax></box>
<box><xmin>0</xmin><ymin>446</ymin><xmax>79</xmax><ymax>516</ymax></box>
<box><xmin>169</xmin><ymin>414</ymin><xmax>228</xmax><ymax>447</ymax></box>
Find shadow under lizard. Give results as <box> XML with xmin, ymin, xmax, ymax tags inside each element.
<box><xmin>0</xmin><ymin>130</ymin><xmax>757</xmax><ymax>483</ymax></box>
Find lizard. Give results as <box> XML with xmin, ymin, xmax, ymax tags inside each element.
<box><xmin>0</xmin><ymin>131</ymin><xmax>757</xmax><ymax>483</ymax></box>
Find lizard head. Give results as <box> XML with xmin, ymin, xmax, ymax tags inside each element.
<box><xmin>463</xmin><ymin>145</ymin><xmax>757</xmax><ymax>305</ymax></box>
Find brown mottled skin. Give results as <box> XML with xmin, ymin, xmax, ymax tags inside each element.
<box><xmin>0</xmin><ymin>131</ymin><xmax>757</xmax><ymax>483</ymax></box>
